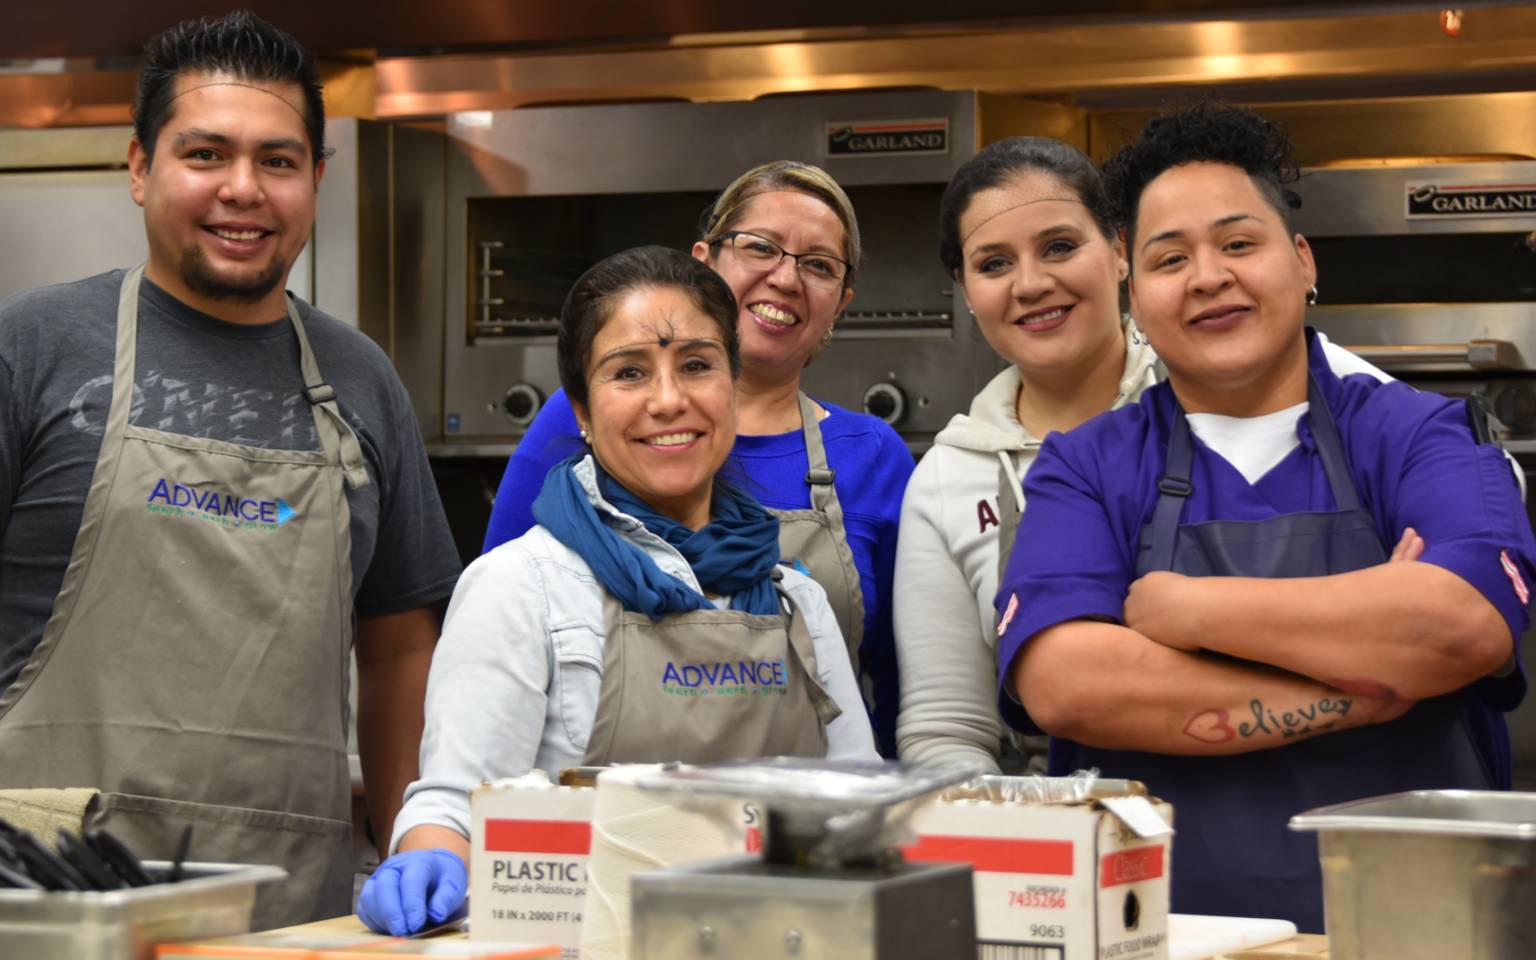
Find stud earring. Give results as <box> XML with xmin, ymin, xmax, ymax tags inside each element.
<box><xmin>579</xmin><ymin>426</ymin><xmax>590</xmax><ymax>442</ymax></box>
<box><xmin>1305</xmin><ymin>285</ymin><xmax>1319</xmax><ymax>306</ymax></box>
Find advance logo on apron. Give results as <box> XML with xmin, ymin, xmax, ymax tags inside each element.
<box><xmin>145</xmin><ymin>477</ymin><xmax>297</xmax><ymax>532</ymax></box>
<box><xmin>661</xmin><ymin>657</ymin><xmax>791</xmax><ymax>699</ymax></box>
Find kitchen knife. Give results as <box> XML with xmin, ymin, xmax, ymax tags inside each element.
<box><xmin>0</xmin><ymin>856</ymin><xmax>43</xmax><ymax>890</ymax></box>
<box><xmin>5</xmin><ymin>829</ymin><xmax>89</xmax><ymax>891</ymax></box>
<box><xmin>57</xmin><ymin>828</ymin><xmax>124</xmax><ymax>891</ymax></box>
<box><xmin>83</xmin><ymin>828</ymin><xmax>154</xmax><ymax>887</ymax></box>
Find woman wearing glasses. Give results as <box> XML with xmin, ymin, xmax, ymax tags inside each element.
<box><xmin>482</xmin><ymin>162</ymin><xmax>913</xmax><ymax>755</ymax></box>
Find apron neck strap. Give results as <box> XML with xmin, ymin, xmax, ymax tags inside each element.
<box><xmin>1303</xmin><ymin>374</ymin><xmax>1361</xmax><ymax>512</ymax></box>
<box><xmin>108</xmin><ymin>266</ymin><xmax>147</xmax><ymax>443</ymax></box>
<box><xmin>288</xmin><ymin>296</ymin><xmax>370</xmax><ymax>491</ymax></box>
<box><xmin>1146</xmin><ymin>401</ymin><xmax>1196</xmax><ymax>574</ymax></box>
<box><xmin>796</xmin><ymin>392</ymin><xmax>837</xmax><ymax>509</ymax></box>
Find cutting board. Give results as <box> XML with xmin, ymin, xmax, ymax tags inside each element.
<box><xmin>1169</xmin><ymin>913</ymin><xmax>1299</xmax><ymax>960</ymax></box>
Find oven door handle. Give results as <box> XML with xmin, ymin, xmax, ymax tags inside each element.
<box><xmin>1341</xmin><ymin>339</ymin><xmax>1525</xmax><ymax>371</ymax></box>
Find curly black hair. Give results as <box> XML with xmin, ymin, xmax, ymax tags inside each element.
<box><xmin>1102</xmin><ymin>98</ymin><xmax>1302</xmax><ymax>256</ymax></box>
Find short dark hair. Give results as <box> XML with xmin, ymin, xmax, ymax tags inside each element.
<box><xmin>134</xmin><ymin>9</ymin><xmax>326</xmax><ymax>164</ymax></box>
<box><xmin>558</xmin><ymin>246</ymin><xmax>742</xmax><ymax>408</ymax></box>
<box><xmin>939</xmin><ymin>136</ymin><xmax>1113</xmax><ymax>274</ymax></box>
<box><xmin>1102</xmin><ymin>98</ymin><xmax>1301</xmax><ymax>254</ymax></box>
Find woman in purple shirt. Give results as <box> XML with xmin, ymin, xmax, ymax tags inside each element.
<box><xmin>996</xmin><ymin>101</ymin><xmax>1533</xmax><ymax>930</ymax></box>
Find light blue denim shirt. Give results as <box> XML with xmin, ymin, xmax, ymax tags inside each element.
<box><xmin>391</xmin><ymin>457</ymin><xmax>879</xmax><ymax>850</ymax></box>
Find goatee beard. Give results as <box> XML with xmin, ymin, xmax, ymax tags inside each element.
<box><xmin>178</xmin><ymin>246</ymin><xmax>286</xmax><ymax>305</ymax></box>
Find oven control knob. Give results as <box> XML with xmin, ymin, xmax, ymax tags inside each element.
<box><xmin>863</xmin><ymin>382</ymin><xmax>906</xmax><ymax>425</ymax></box>
<box><xmin>501</xmin><ymin>383</ymin><xmax>543</xmax><ymax>426</ymax></box>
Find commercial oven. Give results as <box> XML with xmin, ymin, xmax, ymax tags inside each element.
<box><xmin>424</xmin><ymin>90</ymin><xmax>1087</xmax><ymax>453</ymax></box>
<box><xmin>1292</xmin><ymin>159</ymin><xmax>1536</xmax><ymax>789</ymax></box>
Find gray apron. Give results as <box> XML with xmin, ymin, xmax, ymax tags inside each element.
<box><xmin>996</xmin><ymin>461</ymin><xmax>1023</xmax><ymax>589</ymax></box>
<box><xmin>1061</xmin><ymin>375</ymin><xmax>1494</xmax><ymax>931</ymax></box>
<box><xmin>0</xmin><ymin>266</ymin><xmax>367</xmax><ymax>929</ymax></box>
<box><xmin>994</xmin><ymin>460</ymin><xmax>1046</xmax><ymax>774</ymax></box>
<box><xmin>582</xmin><ymin>583</ymin><xmax>841</xmax><ymax>764</ymax></box>
<box><xmin>767</xmin><ymin>393</ymin><xmax>865</xmax><ymax>672</ymax></box>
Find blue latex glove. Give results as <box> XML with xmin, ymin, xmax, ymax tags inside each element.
<box><xmin>357</xmin><ymin>848</ymin><xmax>468</xmax><ymax>936</ymax></box>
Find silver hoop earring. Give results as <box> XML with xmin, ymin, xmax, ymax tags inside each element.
<box><xmin>1305</xmin><ymin>285</ymin><xmax>1319</xmax><ymax>306</ymax></box>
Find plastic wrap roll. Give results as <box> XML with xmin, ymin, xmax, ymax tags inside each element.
<box><xmin>577</xmin><ymin>765</ymin><xmax>742</xmax><ymax>960</ymax></box>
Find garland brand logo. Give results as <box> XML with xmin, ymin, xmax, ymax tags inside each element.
<box><xmin>144</xmin><ymin>478</ymin><xmax>295</xmax><ymax>532</ymax></box>
<box><xmin>1407</xmin><ymin>181</ymin><xmax>1536</xmax><ymax>219</ymax></box>
<box><xmin>661</xmin><ymin>659</ymin><xmax>789</xmax><ymax>698</ymax></box>
<box><xmin>825</xmin><ymin>118</ymin><xmax>949</xmax><ymax>158</ymax></box>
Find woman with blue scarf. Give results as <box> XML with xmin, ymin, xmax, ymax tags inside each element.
<box><xmin>357</xmin><ymin>246</ymin><xmax>878</xmax><ymax>935</ymax></box>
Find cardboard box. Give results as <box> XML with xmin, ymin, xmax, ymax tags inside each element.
<box><xmin>469</xmin><ymin>777</ymin><xmax>596</xmax><ymax>959</ymax></box>
<box><xmin>469</xmin><ymin>770</ymin><xmax>757</xmax><ymax>959</ymax></box>
<box><xmin>904</xmin><ymin>779</ymin><xmax>1173</xmax><ymax>960</ymax></box>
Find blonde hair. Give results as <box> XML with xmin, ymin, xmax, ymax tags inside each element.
<box><xmin>699</xmin><ymin>161</ymin><xmax>861</xmax><ymax>285</ymax></box>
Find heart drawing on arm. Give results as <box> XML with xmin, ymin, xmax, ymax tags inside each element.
<box><xmin>1182</xmin><ymin>708</ymin><xmax>1236</xmax><ymax>743</ymax></box>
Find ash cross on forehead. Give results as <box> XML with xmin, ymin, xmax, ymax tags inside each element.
<box><xmin>640</xmin><ymin>317</ymin><xmax>679</xmax><ymax>349</ymax></box>
<box><xmin>652</xmin><ymin>319</ymin><xmax>674</xmax><ymax>349</ymax></box>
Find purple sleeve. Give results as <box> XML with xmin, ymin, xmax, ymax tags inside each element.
<box><xmin>994</xmin><ymin>435</ymin><xmax>1133</xmax><ymax>731</ymax></box>
<box><xmin>481</xmin><ymin>388</ymin><xmax>583</xmax><ymax>553</ymax></box>
<box><xmin>1385</xmin><ymin>400</ymin><xmax>1533</xmax><ymax>709</ymax></box>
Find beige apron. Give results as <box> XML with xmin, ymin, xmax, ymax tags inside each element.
<box><xmin>582</xmin><ymin>582</ymin><xmax>841</xmax><ymax>764</ymax></box>
<box><xmin>766</xmin><ymin>393</ymin><xmax>865</xmax><ymax>672</ymax></box>
<box><xmin>0</xmin><ymin>266</ymin><xmax>367</xmax><ymax>929</ymax></box>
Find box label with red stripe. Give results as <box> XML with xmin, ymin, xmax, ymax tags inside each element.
<box><xmin>477</xmin><ymin>816</ymin><xmax>592</xmax><ymax>958</ymax></box>
<box><xmin>1100</xmin><ymin>844</ymin><xmax>1165</xmax><ymax>888</ymax></box>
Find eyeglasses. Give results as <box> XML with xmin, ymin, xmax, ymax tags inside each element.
<box><xmin>713</xmin><ymin>231</ymin><xmax>851</xmax><ymax>289</ymax></box>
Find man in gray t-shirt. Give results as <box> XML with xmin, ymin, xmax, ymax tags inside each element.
<box><xmin>0</xmin><ymin>11</ymin><xmax>458</xmax><ymax>926</ymax></box>
<box><xmin>0</xmin><ymin>270</ymin><xmax>461</xmax><ymax>682</ymax></box>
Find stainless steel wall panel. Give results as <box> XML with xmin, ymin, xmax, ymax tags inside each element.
<box><xmin>390</xmin><ymin>124</ymin><xmax>449</xmax><ymax>441</ymax></box>
<box><xmin>313</xmin><ymin>118</ymin><xmax>362</xmax><ymax>328</ymax></box>
<box><xmin>1293</xmin><ymin>161</ymin><xmax>1536</xmax><ymax>238</ymax></box>
<box><xmin>0</xmin><ymin>169</ymin><xmax>144</xmax><ymax>298</ymax></box>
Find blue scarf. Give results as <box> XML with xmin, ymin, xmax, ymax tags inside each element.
<box><xmin>532</xmin><ymin>457</ymin><xmax>782</xmax><ymax>618</ymax></box>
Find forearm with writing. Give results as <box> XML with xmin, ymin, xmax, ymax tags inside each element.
<box><xmin>1014</xmin><ymin>620</ymin><xmax>1411</xmax><ymax>757</ymax></box>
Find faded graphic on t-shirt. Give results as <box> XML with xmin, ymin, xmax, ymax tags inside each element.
<box><xmin>69</xmin><ymin>370</ymin><xmax>363</xmax><ymax>449</ymax></box>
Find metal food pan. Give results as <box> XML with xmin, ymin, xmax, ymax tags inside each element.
<box><xmin>1290</xmin><ymin>790</ymin><xmax>1536</xmax><ymax>960</ymax></box>
<box><xmin>0</xmin><ymin>860</ymin><xmax>286</xmax><ymax>960</ymax></box>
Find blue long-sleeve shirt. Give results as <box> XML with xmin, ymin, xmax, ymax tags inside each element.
<box><xmin>483</xmin><ymin>387</ymin><xmax>914</xmax><ymax>755</ymax></box>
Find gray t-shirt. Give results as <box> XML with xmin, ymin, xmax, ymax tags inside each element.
<box><xmin>0</xmin><ymin>269</ymin><xmax>462</xmax><ymax>688</ymax></box>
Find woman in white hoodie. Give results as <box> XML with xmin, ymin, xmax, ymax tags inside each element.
<box><xmin>894</xmin><ymin>137</ymin><xmax>1382</xmax><ymax>772</ymax></box>
<box><xmin>894</xmin><ymin>138</ymin><xmax>1154</xmax><ymax>772</ymax></box>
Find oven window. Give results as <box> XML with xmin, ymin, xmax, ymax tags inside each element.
<box><xmin>1309</xmin><ymin>234</ymin><xmax>1536</xmax><ymax>304</ymax></box>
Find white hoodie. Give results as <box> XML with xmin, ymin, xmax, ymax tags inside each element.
<box><xmin>892</xmin><ymin>327</ymin><xmax>1399</xmax><ymax>772</ymax></box>
<box><xmin>893</xmin><ymin>321</ymin><xmax>1159</xmax><ymax>772</ymax></box>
